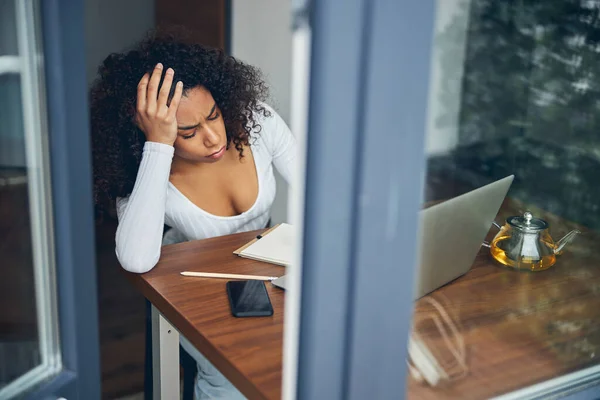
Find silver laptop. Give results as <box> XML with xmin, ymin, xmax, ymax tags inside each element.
<box><xmin>272</xmin><ymin>175</ymin><xmax>514</xmax><ymax>297</ymax></box>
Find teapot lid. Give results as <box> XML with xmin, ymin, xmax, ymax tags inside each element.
<box><xmin>507</xmin><ymin>211</ymin><xmax>548</xmax><ymax>232</ymax></box>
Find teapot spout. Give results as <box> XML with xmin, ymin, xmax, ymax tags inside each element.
<box><xmin>554</xmin><ymin>229</ymin><xmax>581</xmax><ymax>255</ymax></box>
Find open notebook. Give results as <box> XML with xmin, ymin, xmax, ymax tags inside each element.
<box><xmin>233</xmin><ymin>223</ymin><xmax>294</xmax><ymax>266</ymax></box>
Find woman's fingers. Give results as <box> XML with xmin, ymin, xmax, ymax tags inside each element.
<box><xmin>136</xmin><ymin>73</ymin><xmax>149</xmax><ymax>113</ymax></box>
<box><xmin>157</xmin><ymin>67</ymin><xmax>174</xmax><ymax>112</ymax></box>
<box><xmin>135</xmin><ymin>64</ymin><xmax>180</xmax><ymax>146</ymax></box>
<box><xmin>167</xmin><ymin>81</ymin><xmax>184</xmax><ymax>120</ymax></box>
<box><xmin>146</xmin><ymin>63</ymin><xmax>163</xmax><ymax>112</ymax></box>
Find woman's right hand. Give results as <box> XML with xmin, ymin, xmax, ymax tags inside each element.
<box><xmin>135</xmin><ymin>63</ymin><xmax>184</xmax><ymax>146</ymax></box>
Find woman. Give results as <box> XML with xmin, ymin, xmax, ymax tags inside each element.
<box><xmin>91</xmin><ymin>32</ymin><xmax>295</xmax><ymax>399</ymax></box>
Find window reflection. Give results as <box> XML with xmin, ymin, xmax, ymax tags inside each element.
<box><xmin>410</xmin><ymin>0</ymin><xmax>600</xmax><ymax>398</ymax></box>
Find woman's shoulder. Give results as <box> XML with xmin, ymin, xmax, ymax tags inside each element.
<box><xmin>252</xmin><ymin>101</ymin><xmax>281</xmax><ymax>125</ymax></box>
<box><xmin>252</xmin><ymin>102</ymin><xmax>291</xmax><ymax>145</ymax></box>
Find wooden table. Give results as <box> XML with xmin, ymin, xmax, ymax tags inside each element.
<box><xmin>125</xmin><ymin>197</ymin><xmax>600</xmax><ymax>400</ymax></box>
<box><xmin>409</xmin><ymin>198</ymin><xmax>600</xmax><ymax>399</ymax></box>
<box><xmin>124</xmin><ymin>230</ymin><xmax>284</xmax><ymax>400</ymax></box>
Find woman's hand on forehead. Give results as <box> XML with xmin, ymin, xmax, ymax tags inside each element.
<box><xmin>135</xmin><ymin>63</ymin><xmax>183</xmax><ymax>146</ymax></box>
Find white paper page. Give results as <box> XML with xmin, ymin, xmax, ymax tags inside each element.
<box><xmin>241</xmin><ymin>223</ymin><xmax>295</xmax><ymax>266</ymax></box>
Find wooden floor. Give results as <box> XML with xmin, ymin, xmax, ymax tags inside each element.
<box><xmin>95</xmin><ymin>219</ymin><xmax>147</xmax><ymax>399</ymax></box>
<box><xmin>1</xmin><ymin>170</ymin><xmax>146</xmax><ymax>399</ymax></box>
<box><xmin>0</xmin><ymin>170</ymin><xmax>39</xmax><ymax>387</ymax></box>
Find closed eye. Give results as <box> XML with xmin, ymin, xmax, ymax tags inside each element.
<box><xmin>182</xmin><ymin>130</ymin><xmax>197</xmax><ymax>139</ymax></box>
<box><xmin>207</xmin><ymin>111</ymin><xmax>220</xmax><ymax>121</ymax></box>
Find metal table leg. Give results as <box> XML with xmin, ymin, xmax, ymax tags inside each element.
<box><xmin>151</xmin><ymin>305</ymin><xmax>180</xmax><ymax>400</ymax></box>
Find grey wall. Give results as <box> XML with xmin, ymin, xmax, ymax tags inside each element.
<box><xmin>0</xmin><ymin>1</ymin><xmax>25</xmax><ymax>167</ymax></box>
<box><xmin>231</xmin><ymin>0</ymin><xmax>293</xmax><ymax>224</ymax></box>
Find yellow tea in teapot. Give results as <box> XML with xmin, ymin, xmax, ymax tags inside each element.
<box><xmin>490</xmin><ymin>234</ymin><xmax>556</xmax><ymax>271</ymax></box>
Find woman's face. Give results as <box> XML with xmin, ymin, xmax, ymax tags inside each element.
<box><xmin>173</xmin><ymin>86</ymin><xmax>228</xmax><ymax>163</ymax></box>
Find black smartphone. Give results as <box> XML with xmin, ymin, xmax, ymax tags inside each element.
<box><xmin>226</xmin><ymin>280</ymin><xmax>274</xmax><ymax>317</ymax></box>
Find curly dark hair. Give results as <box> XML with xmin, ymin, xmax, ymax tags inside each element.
<box><xmin>90</xmin><ymin>30</ymin><xmax>270</xmax><ymax>218</ymax></box>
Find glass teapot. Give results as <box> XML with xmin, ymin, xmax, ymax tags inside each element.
<box><xmin>488</xmin><ymin>211</ymin><xmax>580</xmax><ymax>271</ymax></box>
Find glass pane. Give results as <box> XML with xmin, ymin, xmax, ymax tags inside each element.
<box><xmin>0</xmin><ymin>73</ymin><xmax>40</xmax><ymax>389</ymax></box>
<box><xmin>409</xmin><ymin>0</ymin><xmax>600</xmax><ymax>398</ymax></box>
<box><xmin>0</xmin><ymin>0</ymin><xmax>18</xmax><ymax>56</ymax></box>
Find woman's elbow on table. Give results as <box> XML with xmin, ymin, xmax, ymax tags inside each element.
<box><xmin>115</xmin><ymin>247</ymin><xmax>160</xmax><ymax>274</ymax></box>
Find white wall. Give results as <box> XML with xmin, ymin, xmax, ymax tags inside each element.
<box><xmin>84</xmin><ymin>0</ymin><xmax>155</xmax><ymax>86</ymax></box>
<box><xmin>425</xmin><ymin>0</ymin><xmax>472</xmax><ymax>155</ymax></box>
<box><xmin>231</xmin><ymin>0</ymin><xmax>293</xmax><ymax>224</ymax></box>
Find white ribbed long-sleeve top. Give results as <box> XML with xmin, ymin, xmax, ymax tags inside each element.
<box><xmin>115</xmin><ymin>105</ymin><xmax>295</xmax><ymax>273</ymax></box>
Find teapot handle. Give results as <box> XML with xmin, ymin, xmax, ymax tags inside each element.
<box><xmin>482</xmin><ymin>221</ymin><xmax>502</xmax><ymax>248</ymax></box>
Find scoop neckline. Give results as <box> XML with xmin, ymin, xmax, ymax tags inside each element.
<box><xmin>168</xmin><ymin>145</ymin><xmax>261</xmax><ymax>220</ymax></box>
